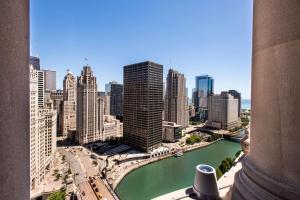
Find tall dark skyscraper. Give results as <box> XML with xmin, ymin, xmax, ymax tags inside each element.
<box><xmin>30</xmin><ymin>56</ymin><xmax>40</xmax><ymax>70</ymax></box>
<box><xmin>123</xmin><ymin>61</ymin><xmax>163</xmax><ymax>152</ymax></box>
<box><xmin>193</xmin><ymin>75</ymin><xmax>214</xmax><ymax>121</ymax></box>
<box><xmin>105</xmin><ymin>81</ymin><xmax>123</xmax><ymax>117</ymax></box>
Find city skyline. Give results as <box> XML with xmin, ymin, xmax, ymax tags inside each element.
<box><xmin>30</xmin><ymin>0</ymin><xmax>252</xmax><ymax>99</ymax></box>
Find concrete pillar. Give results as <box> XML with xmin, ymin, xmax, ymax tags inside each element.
<box><xmin>0</xmin><ymin>1</ymin><xmax>30</xmax><ymax>200</ymax></box>
<box><xmin>232</xmin><ymin>1</ymin><xmax>300</xmax><ymax>199</ymax></box>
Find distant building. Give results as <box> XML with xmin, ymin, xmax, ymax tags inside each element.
<box><xmin>123</xmin><ymin>61</ymin><xmax>163</xmax><ymax>152</ymax></box>
<box><xmin>50</xmin><ymin>89</ymin><xmax>64</xmax><ymax>136</ymax></box>
<box><xmin>102</xmin><ymin>115</ymin><xmax>123</xmax><ymax>140</ymax></box>
<box><xmin>189</xmin><ymin>105</ymin><xmax>196</xmax><ymax>118</ymax></box>
<box><xmin>62</xmin><ymin>70</ymin><xmax>77</xmax><ymax>137</ymax></box>
<box><xmin>207</xmin><ymin>91</ymin><xmax>240</xmax><ymax>130</ymax></box>
<box><xmin>97</xmin><ymin>91</ymin><xmax>106</xmax><ymax>97</ymax></box>
<box><xmin>43</xmin><ymin>70</ymin><xmax>56</xmax><ymax>91</ymax></box>
<box><xmin>162</xmin><ymin>121</ymin><xmax>182</xmax><ymax>142</ymax></box>
<box><xmin>111</xmin><ymin>83</ymin><xmax>123</xmax><ymax>117</ymax></box>
<box><xmin>228</xmin><ymin>90</ymin><xmax>241</xmax><ymax>118</ymax></box>
<box><xmin>30</xmin><ymin>56</ymin><xmax>40</xmax><ymax>70</ymax></box>
<box><xmin>164</xmin><ymin>69</ymin><xmax>189</xmax><ymax>127</ymax></box>
<box><xmin>104</xmin><ymin>95</ymin><xmax>110</xmax><ymax>115</ymax></box>
<box><xmin>76</xmin><ymin>66</ymin><xmax>100</xmax><ymax>145</ymax></box>
<box><xmin>105</xmin><ymin>82</ymin><xmax>123</xmax><ymax>117</ymax></box>
<box><xmin>193</xmin><ymin>75</ymin><xmax>214</xmax><ymax>122</ymax></box>
<box><xmin>98</xmin><ymin>97</ymin><xmax>104</xmax><ymax>137</ymax></box>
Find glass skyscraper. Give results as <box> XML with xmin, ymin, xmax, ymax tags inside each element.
<box><xmin>193</xmin><ymin>75</ymin><xmax>214</xmax><ymax>121</ymax></box>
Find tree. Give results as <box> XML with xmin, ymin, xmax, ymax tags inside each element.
<box><xmin>186</xmin><ymin>134</ymin><xmax>202</xmax><ymax>145</ymax></box>
<box><xmin>48</xmin><ymin>190</ymin><xmax>66</xmax><ymax>200</ymax></box>
<box><xmin>216</xmin><ymin>168</ymin><xmax>223</xmax><ymax>180</ymax></box>
<box><xmin>235</xmin><ymin>150</ymin><xmax>242</xmax><ymax>158</ymax></box>
<box><xmin>92</xmin><ymin>160</ymin><xmax>98</xmax><ymax>166</ymax></box>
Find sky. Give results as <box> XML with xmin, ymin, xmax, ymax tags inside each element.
<box><xmin>30</xmin><ymin>0</ymin><xmax>253</xmax><ymax>99</ymax></box>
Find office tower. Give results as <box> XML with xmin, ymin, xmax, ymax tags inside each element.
<box><xmin>30</xmin><ymin>56</ymin><xmax>40</xmax><ymax>70</ymax></box>
<box><xmin>123</xmin><ymin>61</ymin><xmax>163</xmax><ymax>152</ymax></box>
<box><xmin>164</xmin><ymin>69</ymin><xmax>189</xmax><ymax>127</ymax></box>
<box><xmin>207</xmin><ymin>91</ymin><xmax>240</xmax><ymax>130</ymax></box>
<box><xmin>228</xmin><ymin>90</ymin><xmax>241</xmax><ymax>118</ymax></box>
<box><xmin>29</xmin><ymin>65</ymin><xmax>56</xmax><ymax>191</ymax></box>
<box><xmin>76</xmin><ymin>66</ymin><xmax>100</xmax><ymax>145</ymax></box>
<box><xmin>104</xmin><ymin>95</ymin><xmax>110</xmax><ymax>115</ymax></box>
<box><xmin>193</xmin><ymin>75</ymin><xmax>214</xmax><ymax>122</ymax></box>
<box><xmin>62</xmin><ymin>70</ymin><xmax>77</xmax><ymax>136</ymax></box>
<box><xmin>50</xmin><ymin>90</ymin><xmax>63</xmax><ymax>136</ymax></box>
<box><xmin>43</xmin><ymin>70</ymin><xmax>56</xmax><ymax>91</ymax></box>
<box><xmin>105</xmin><ymin>81</ymin><xmax>123</xmax><ymax>117</ymax></box>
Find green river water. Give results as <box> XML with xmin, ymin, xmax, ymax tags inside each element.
<box><xmin>115</xmin><ymin>140</ymin><xmax>241</xmax><ymax>200</ymax></box>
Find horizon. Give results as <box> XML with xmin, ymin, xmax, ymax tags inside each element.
<box><xmin>30</xmin><ymin>0</ymin><xmax>253</xmax><ymax>99</ymax></box>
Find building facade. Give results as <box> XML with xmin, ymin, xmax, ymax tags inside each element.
<box><xmin>76</xmin><ymin>66</ymin><xmax>100</xmax><ymax>145</ymax></box>
<box><xmin>228</xmin><ymin>90</ymin><xmax>241</xmax><ymax>118</ymax></box>
<box><xmin>193</xmin><ymin>75</ymin><xmax>214</xmax><ymax>122</ymax></box>
<box><xmin>162</xmin><ymin>121</ymin><xmax>182</xmax><ymax>142</ymax></box>
<box><xmin>50</xmin><ymin>89</ymin><xmax>63</xmax><ymax>136</ymax></box>
<box><xmin>37</xmin><ymin>70</ymin><xmax>44</xmax><ymax>108</ymax></box>
<box><xmin>164</xmin><ymin>69</ymin><xmax>189</xmax><ymax>127</ymax></box>
<box><xmin>207</xmin><ymin>91</ymin><xmax>240</xmax><ymax>130</ymax></box>
<box><xmin>29</xmin><ymin>65</ymin><xmax>56</xmax><ymax>191</ymax></box>
<box><xmin>102</xmin><ymin>115</ymin><xmax>123</xmax><ymax>140</ymax></box>
<box><xmin>105</xmin><ymin>82</ymin><xmax>123</xmax><ymax>117</ymax></box>
<box><xmin>123</xmin><ymin>61</ymin><xmax>163</xmax><ymax>152</ymax></box>
<box><xmin>62</xmin><ymin>70</ymin><xmax>77</xmax><ymax>136</ymax></box>
<box><xmin>43</xmin><ymin>69</ymin><xmax>56</xmax><ymax>91</ymax></box>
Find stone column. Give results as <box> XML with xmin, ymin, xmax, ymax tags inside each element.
<box><xmin>0</xmin><ymin>1</ymin><xmax>30</xmax><ymax>200</ymax></box>
<box><xmin>232</xmin><ymin>1</ymin><xmax>300</xmax><ymax>199</ymax></box>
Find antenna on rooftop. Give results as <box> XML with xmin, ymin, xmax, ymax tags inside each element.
<box><xmin>84</xmin><ymin>57</ymin><xmax>89</xmax><ymax>66</ymax></box>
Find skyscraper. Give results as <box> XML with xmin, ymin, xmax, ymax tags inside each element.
<box><xmin>164</xmin><ymin>69</ymin><xmax>189</xmax><ymax>127</ymax></box>
<box><xmin>123</xmin><ymin>61</ymin><xmax>163</xmax><ymax>152</ymax></box>
<box><xmin>105</xmin><ymin>81</ymin><xmax>123</xmax><ymax>117</ymax></box>
<box><xmin>228</xmin><ymin>90</ymin><xmax>241</xmax><ymax>118</ymax></box>
<box><xmin>207</xmin><ymin>91</ymin><xmax>240</xmax><ymax>130</ymax></box>
<box><xmin>62</xmin><ymin>70</ymin><xmax>77</xmax><ymax>136</ymax></box>
<box><xmin>43</xmin><ymin>69</ymin><xmax>56</xmax><ymax>91</ymax></box>
<box><xmin>76</xmin><ymin>66</ymin><xmax>100</xmax><ymax>145</ymax></box>
<box><xmin>98</xmin><ymin>96</ymin><xmax>104</xmax><ymax>139</ymax></box>
<box><xmin>29</xmin><ymin>65</ymin><xmax>56</xmax><ymax>191</ymax></box>
<box><xmin>193</xmin><ymin>75</ymin><xmax>214</xmax><ymax>122</ymax></box>
<box><xmin>30</xmin><ymin>56</ymin><xmax>40</xmax><ymax>70</ymax></box>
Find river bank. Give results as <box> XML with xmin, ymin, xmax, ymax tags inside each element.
<box><xmin>112</xmin><ymin>139</ymin><xmax>222</xmax><ymax>189</ymax></box>
<box><xmin>115</xmin><ymin>140</ymin><xmax>241</xmax><ymax>200</ymax></box>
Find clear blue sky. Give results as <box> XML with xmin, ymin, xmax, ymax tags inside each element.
<box><xmin>30</xmin><ymin>0</ymin><xmax>253</xmax><ymax>99</ymax></box>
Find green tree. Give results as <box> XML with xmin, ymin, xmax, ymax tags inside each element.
<box><xmin>48</xmin><ymin>190</ymin><xmax>66</xmax><ymax>200</ymax></box>
<box><xmin>216</xmin><ymin>168</ymin><xmax>223</xmax><ymax>180</ymax></box>
<box><xmin>235</xmin><ymin>150</ymin><xmax>242</xmax><ymax>158</ymax></box>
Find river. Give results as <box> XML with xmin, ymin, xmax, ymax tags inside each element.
<box><xmin>115</xmin><ymin>140</ymin><xmax>241</xmax><ymax>200</ymax></box>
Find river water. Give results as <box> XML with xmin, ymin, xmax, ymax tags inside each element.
<box><xmin>115</xmin><ymin>140</ymin><xmax>241</xmax><ymax>200</ymax></box>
